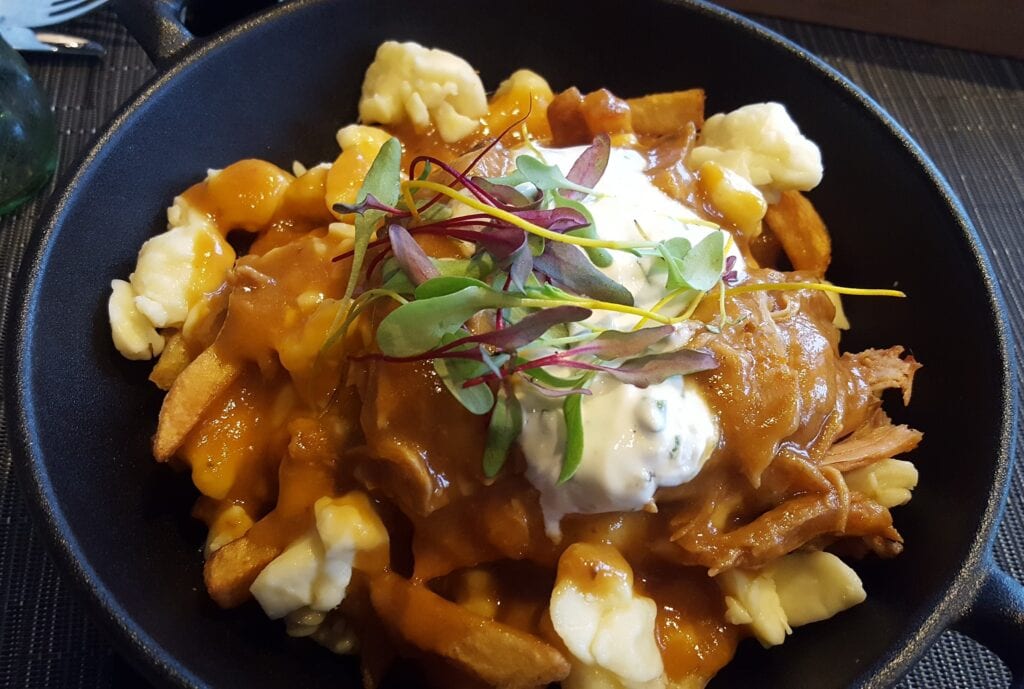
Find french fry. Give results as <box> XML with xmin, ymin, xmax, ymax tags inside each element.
<box><xmin>148</xmin><ymin>331</ymin><xmax>192</xmax><ymax>391</ymax></box>
<box><xmin>204</xmin><ymin>534</ymin><xmax>280</xmax><ymax>608</ymax></box>
<box><xmin>547</xmin><ymin>87</ymin><xmax>590</xmax><ymax>147</ymax></box>
<box><xmin>153</xmin><ymin>344</ymin><xmax>242</xmax><ymax>461</ymax></box>
<box><xmin>370</xmin><ymin>573</ymin><xmax>570</xmax><ymax>688</ymax></box>
<box><xmin>763</xmin><ymin>190</ymin><xmax>832</xmax><ymax>274</ymax></box>
<box><xmin>627</xmin><ymin>89</ymin><xmax>705</xmax><ymax>136</ymax></box>
<box><xmin>203</xmin><ymin>417</ymin><xmax>341</xmax><ymax>607</ymax></box>
<box><xmin>580</xmin><ymin>89</ymin><xmax>633</xmax><ymax>138</ymax></box>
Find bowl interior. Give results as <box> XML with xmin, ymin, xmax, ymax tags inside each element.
<box><xmin>13</xmin><ymin>1</ymin><xmax>1009</xmax><ymax>687</ymax></box>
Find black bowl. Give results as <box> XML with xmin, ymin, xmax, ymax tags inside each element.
<box><xmin>8</xmin><ymin>1</ymin><xmax>1021</xmax><ymax>688</ymax></box>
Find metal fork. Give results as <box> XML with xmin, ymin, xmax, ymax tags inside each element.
<box><xmin>0</xmin><ymin>0</ymin><xmax>109</xmax><ymax>29</ymax></box>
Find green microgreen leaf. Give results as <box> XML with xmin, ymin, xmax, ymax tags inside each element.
<box><xmin>415</xmin><ymin>201</ymin><xmax>453</xmax><ymax>223</ymax></box>
<box><xmin>515</xmin><ymin>154</ymin><xmax>595</xmax><ymax>196</ymax></box>
<box><xmin>433</xmin><ymin>346</ymin><xmax>495</xmax><ymax>416</ymax></box>
<box><xmin>377</xmin><ymin>284</ymin><xmax>516</xmax><ymax>357</ymax></box>
<box><xmin>559</xmin><ymin>390</ymin><xmax>585</xmax><ymax>483</ymax></box>
<box><xmin>413</xmin><ymin>275</ymin><xmax>491</xmax><ymax>300</ymax></box>
<box><xmin>553</xmin><ymin>191</ymin><xmax>613</xmax><ymax>268</ymax></box>
<box><xmin>657</xmin><ymin>237</ymin><xmax>692</xmax><ymax>291</ymax></box>
<box><xmin>682</xmin><ymin>232</ymin><xmax>727</xmax><ymax>292</ymax></box>
<box><xmin>341</xmin><ymin>137</ymin><xmax>402</xmax><ymax>302</ymax></box>
<box><xmin>657</xmin><ymin>232</ymin><xmax>726</xmax><ymax>292</ymax></box>
<box><xmin>482</xmin><ymin>385</ymin><xmax>522</xmax><ymax>478</ymax></box>
<box><xmin>523</xmin><ymin>362</ymin><xmax>590</xmax><ymax>389</ymax></box>
<box><xmin>383</xmin><ymin>259</ymin><xmax>493</xmax><ymax>296</ymax></box>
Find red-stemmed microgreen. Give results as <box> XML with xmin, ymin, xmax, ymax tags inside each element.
<box><xmin>532</xmin><ymin>241</ymin><xmax>634</xmax><ymax>306</ymax></box>
<box><xmin>406</xmin><ymin>110</ymin><xmax>532</xmax><ymax>217</ymax></box>
<box><xmin>332</xmin><ymin>193</ymin><xmax>409</xmax><ymax>218</ymax></box>
<box><xmin>722</xmin><ymin>255</ymin><xmax>739</xmax><ymax>286</ymax></box>
<box><xmin>472</xmin><ymin>177</ymin><xmax>541</xmax><ymax>210</ymax></box>
<box><xmin>388</xmin><ymin>224</ymin><xmax>439</xmax><ymax>286</ymax></box>
<box><xmin>432</xmin><ymin>332</ymin><xmax>500</xmax><ymax>415</ymax></box>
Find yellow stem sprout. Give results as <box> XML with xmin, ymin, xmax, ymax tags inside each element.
<box><xmin>725</xmin><ymin>282</ymin><xmax>906</xmax><ymax>298</ymax></box>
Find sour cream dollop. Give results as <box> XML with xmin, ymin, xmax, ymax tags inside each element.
<box><xmin>512</xmin><ymin>145</ymin><xmax>741</xmax><ymax>537</ymax></box>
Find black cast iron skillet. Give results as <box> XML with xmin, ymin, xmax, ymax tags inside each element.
<box><xmin>7</xmin><ymin>0</ymin><xmax>1024</xmax><ymax>687</ymax></box>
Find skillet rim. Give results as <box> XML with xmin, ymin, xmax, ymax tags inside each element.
<box><xmin>5</xmin><ymin>1</ymin><xmax>1017</xmax><ymax>687</ymax></box>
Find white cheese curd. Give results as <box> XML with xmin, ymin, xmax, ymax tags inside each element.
<box><xmin>551</xmin><ymin>544</ymin><xmax>664</xmax><ymax>687</ymax></box>
<box><xmin>844</xmin><ymin>458</ymin><xmax>918</xmax><ymax>508</ymax></box>
<box><xmin>107</xmin><ymin>195</ymin><xmax>234</xmax><ymax>360</ymax></box>
<box><xmin>358</xmin><ymin>41</ymin><xmax>487</xmax><ymax>144</ymax></box>
<box><xmin>108</xmin><ymin>279</ymin><xmax>165</xmax><ymax>360</ymax></box>
<box><xmin>717</xmin><ymin>551</ymin><xmax>866</xmax><ymax>647</ymax></box>
<box><xmin>511</xmin><ymin>145</ymin><xmax>735</xmax><ymax>536</ymax></box>
<box><xmin>250</xmin><ymin>493</ymin><xmax>388</xmax><ymax>620</ymax></box>
<box><xmin>689</xmin><ymin>102</ymin><xmax>823</xmax><ymax>199</ymax></box>
<box><xmin>131</xmin><ymin>221</ymin><xmax>223</xmax><ymax>328</ymax></box>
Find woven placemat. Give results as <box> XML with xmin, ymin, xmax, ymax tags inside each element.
<box><xmin>0</xmin><ymin>6</ymin><xmax>1021</xmax><ymax>688</ymax></box>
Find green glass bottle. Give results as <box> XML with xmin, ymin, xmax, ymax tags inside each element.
<box><xmin>0</xmin><ymin>37</ymin><xmax>57</xmax><ymax>216</ymax></box>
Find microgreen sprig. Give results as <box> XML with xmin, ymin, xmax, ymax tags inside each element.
<box><xmin>321</xmin><ymin>123</ymin><xmax>906</xmax><ymax>482</ymax></box>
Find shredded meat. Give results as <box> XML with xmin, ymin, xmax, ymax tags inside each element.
<box><xmin>693</xmin><ymin>275</ymin><xmax>851</xmax><ymax>484</ymax></box>
<box><xmin>845</xmin><ymin>346</ymin><xmax>921</xmax><ymax>405</ymax></box>
<box><xmin>661</xmin><ymin>276</ymin><xmax>922</xmax><ymax>573</ymax></box>
<box><xmin>822</xmin><ymin>411</ymin><xmax>923</xmax><ymax>472</ymax></box>
<box><xmin>352</xmin><ymin>357</ymin><xmax>488</xmax><ymax>517</ymax></box>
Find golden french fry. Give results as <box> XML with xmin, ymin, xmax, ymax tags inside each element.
<box><xmin>580</xmin><ymin>89</ymin><xmax>633</xmax><ymax>138</ymax></box>
<box><xmin>763</xmin><ymin>190</ymin><xmax>832</xmax><ymax>274</ymax></box>
<box><xmin>149</xmin><ymin>331</ymin><xmax>192</xmax><ymax>391</ymax></box>
<box><xmin>627</xmin><ymin>89</ymin><xmax>705</xmax><ymax>136</ymax></box>
<box><xmin>370</xmin><ymin>573</ymin><xmax>570</xmax><ymax>688</ymax></box>
<box><xmin>204</xmin><ymin>534</ymin><xmax>280</xmax><ymax>608</ymax></box>
<box><xmin>203</xmin><ymin>417</ymin><xmax>342</xmax><ymax>607</ymax></box>
<box><xmin>153</xmin><ymin>344</ymin><xmax>241</xmax><ymax>461</ymax></box>
<box><xmin>547</xmin><ymin>87</ymin><xmax>590</xmax><ymax>147</ymax></box>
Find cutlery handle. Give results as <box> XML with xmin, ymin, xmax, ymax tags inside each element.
<box><xmin>110</xmin><ymin>0</ymin><xmax>192</xmax><ymax>69</ymax></box>
<box><xmin>956</xmin><ymin>559</ymin><xmax>1024</xmax><ymax>688</ymax></box>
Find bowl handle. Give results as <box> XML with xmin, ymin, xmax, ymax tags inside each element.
<box><xmin>956</xmin><ymin>558</ymin><xmax>1024</xmax><ymax>687</ymax></box>
<box><xmin>110</xmin><ymin>0</ymin><xmax>192</xmax><ymax>69</ymax></box>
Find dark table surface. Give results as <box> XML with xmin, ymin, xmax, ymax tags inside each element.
<box><xmin>0</xmin><ymin>5</ymin><xmax>1021</xmax><ymax>688</ymax></box>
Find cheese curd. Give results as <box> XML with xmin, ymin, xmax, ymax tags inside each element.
<box><xmin>513</xmin><ymin>145</ymin><xmax>734</xmax><ymax>536</ymax></box>
<box><xmin>107</xmin><ymin>195</ymin><xmax>234</xmax><ymax>360</ymax></box>
<box><xmin>358</xmin><ymin>41</ymin><xmax>487</xmax><ymax>143</ymax></box>
<box><xmin>250</xmin><ymin>493</ymin><xmax>388</xmax><ymax>620</ymax></box>
<box><xmin>108</xmin><ymin>279</ymin><xmax>165</xmax><ymax>360</ymax></box>
<box><xmin>845</xmin><ymin>458</ymin><xmax>918</xmax><ymax>508</ymax></box>
<box><xmin>716</xmin><ymin>551</ymin><xmax>867</xmax><ymax>647</ymax></box>
<box><xmin>551</xmin><ymin>544</ymin><xmax>664</xmax><ymax>688</ymax></box>
<box><xmin>690</xmin><ymin>102</ymin><xmax>823</xmax><ymax>198</ymax></box>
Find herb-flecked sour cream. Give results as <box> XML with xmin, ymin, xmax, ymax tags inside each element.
<box><xmin>513</xmin><ymin>145</ymin><xmax>745</xmax><ymax>537</ymax></box>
